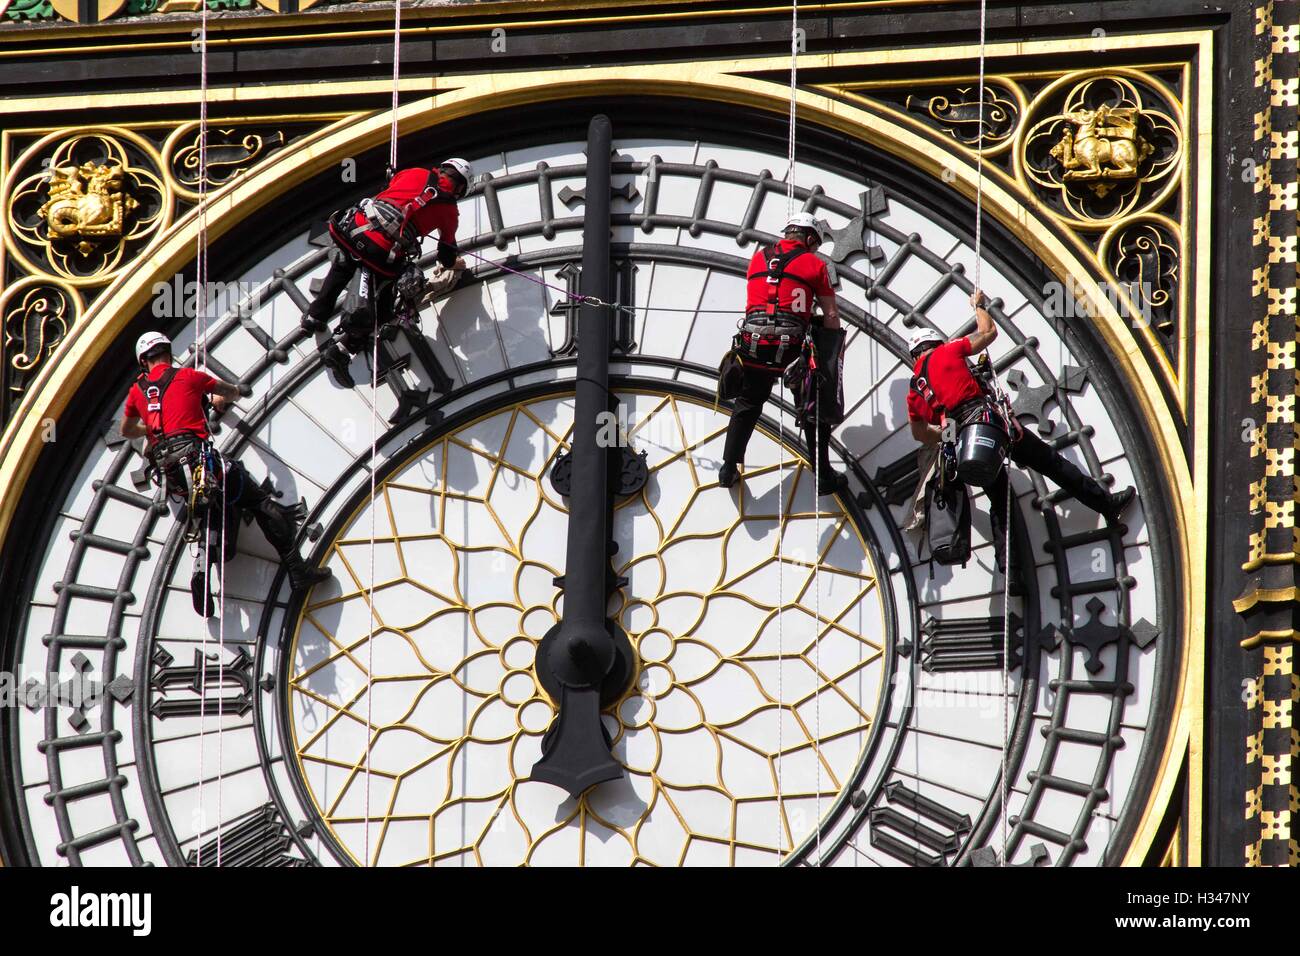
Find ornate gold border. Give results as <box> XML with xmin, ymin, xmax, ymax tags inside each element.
<box><xmin>0</xmin><ymin>0</ymin><xmax>988</xmax><ymax>48</ymax></box>
<box><xmin>0</xmin><ymin>37</ymin><xmax>1209</xmax><ymax>866</ymax></box>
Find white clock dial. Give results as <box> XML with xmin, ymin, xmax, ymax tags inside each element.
<box><xmin>5</xmin><ymin>132</ymin><xmax>1175</xmax><ymax>868</ymax></box>
<box><xmin>287</xmin><ymin>390</ymin><xmax>886</xmax><ymax>866</ymax></box>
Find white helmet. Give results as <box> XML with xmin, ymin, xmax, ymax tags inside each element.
<box><xmin>784</xmin><ymin>212</ymin><xmax>820</xmax><ymax>232</ymax></box>
<box><xmin>135</xmin><ymin>331</ymin><xmax>171</xmax><ymax>364</ymax></box>
<box><xmin>908</xmin><ymin>328</ymin><xmax>945</xmax><ymax>354</ymax></box>
<box><xmin>441</xmin><ymin>157</ymin><xmax>472</xmax><ymax>181</ymax></box>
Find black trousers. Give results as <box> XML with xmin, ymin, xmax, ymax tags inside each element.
<box><xmin>985</xmin><ymin>427</ymin><xmax>1112</xmax><ymax>571</ymax></box>
<box><xmin>306</xmin><ymin>251</ymin><xmax>396</xmax><ymax>355</ymax></box>
<box><xmin>187</xmin><ymin>458</ymin><xmax>301</xmax><ymax>564</ymax></box>
<box><xmin>722</xmin><ymin>363</ymin><xmax>833</xmax><ymax>474</ymax></box>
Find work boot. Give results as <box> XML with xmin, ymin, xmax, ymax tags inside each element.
<box><xmin>300</xmin><ymin>310</ymin><xmax>326</xmax><ymax>334</ymax></box>
<box><xmin>817</xmin><ymin>470</ymin><xmax>848</xmax><ymax>497</ymax></box>
<box><xmin>994</xmin><ymin>556</ymin><xmax>1026</xmax><ymax>598</ymax></box>
<box><xmin>322</xmin><ymin>343</ymin><xmax>356</xmax><ymax>388</ymax></box>
<box><xmin>718</xmin><ymin>461</ymin><xmax>740</xmax><ymax>489</ymax></box>
<box><xmin>1103</xmin><ymin>486</ymin><xmax>1136</xmax><ymax>523</ymax></box>
<box><xmin>285</xmin><ymin>553</ymin><xmax>332</xmax><ymax>593</ymax></box>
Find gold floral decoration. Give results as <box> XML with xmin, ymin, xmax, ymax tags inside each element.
<box><xmin>1020</xmin><ymin>72</ymin><xmax>1182</xmax><ymax>228</ymax></box>
<box><xmin>4</xmin><ymin>130</ymin><xmax>169</xmax><ymax>284</ymax></box>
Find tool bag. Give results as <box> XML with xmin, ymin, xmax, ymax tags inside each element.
<box><xmin>951</xmin><ymin>399</ymin><xmax>1011</xmax><ymax>489</ymax></box>
<box><xmin>391</xmin><ymin>262</ymin><xmax>428</xmax><ymax>329</ymax></box>
<box><xmin>782</xmin><ymin>325</ymin><xmax>847</xmax><ymax>429</ymax></box>
<box><xmin>716</xmin><ymin>348</ymin><xmax>746</xmax><ymax>405</ymax></box>
<box><xmin>924</xmin><ymin>467</ymin><xmax>972</xmax><ymax>567</ymax></box>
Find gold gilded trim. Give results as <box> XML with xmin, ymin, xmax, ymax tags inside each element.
<box><xmin>0</xmin><ymin>0</ymin><xmax>986</xmax><ymax>50</ymax></box>
<box><xmin>0</xmin><ymin>39</ymin><xmax>1208</xmax><ymax>867</ymax></box>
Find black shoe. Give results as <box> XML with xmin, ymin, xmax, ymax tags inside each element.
<box><xmin>718</xmin><ymin>462</ymin><xmax>740</xmax><ymax>489</ymax></box>
<box><xmin>817</xmin><ymin>470</ymin><xmax>848</xmax><ymax>496</ymax></box>
<box><xmin>287</xmin><ymin>558</ymin><xmax>332</xmax><ymax>593</ymax></box>
<box><xmin>1103</xmin><ymin>486</ymin><xmax>1136</xmax><ymax>523</ymax></box>
<box><xmin>322</xmin><ymin>345</ymin><xmax>356</xmax><ymax>388</ymax></box>
<box><xmin>190</xmin><ymin>570</ymin><xmax>216</xmax><ymax>617</ymax></box>
<box><xmin>995</xmin><ymin>560</ymin><xmax>1026</xmax><ymax>597</ymax></box>
<box><xmin>300</xmin><ymin>311</ymin><xmax>326</xmax><ymax>334</ymax></box>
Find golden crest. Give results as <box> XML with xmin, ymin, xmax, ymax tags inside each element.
<box><xmin>36</xmin><ymin>161</ymin><xmax>140</xmax><ymax>257</ymax></box>
<box><xmin>5</xmin><ymin>130</ymin><xmax>168</xmax><ymax>284</ymax></box>
<box><xmin>1048</xmin><ymin>104</ymin><xmax>1155</xmax><ymax>197</ymax></box>
<box><xmin>1021</xmin><ymin>73</ymin><xmax>1182</xmax><ymax>226</ymax></box>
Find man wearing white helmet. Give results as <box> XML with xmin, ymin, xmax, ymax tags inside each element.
<box><xmin>907</xmin><ymin>290</ymin><xmax>1135</xmax><ymax>582</ymax></box>
<box><xmin>718</xmin><ymin>212</ymin><xmax>847</xmax><ymax>496</ymax></box>
<box><xmin>303</xmin><ymin>158</ymin><xmax>472</xmax><ymax>387</ymax></box>
<box><xmin>121</xmin><ymin>332</ymin><xmax>331</xmax><ymax>608</ymax></box>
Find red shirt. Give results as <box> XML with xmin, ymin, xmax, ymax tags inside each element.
<box><xmin>354</xmin><ymin>167</ymin><xmax>459</xmax><ymax>259</ymax></box>
<box><xmin>906</xmin><ymin>337</ymin><xmax>984</xmax><ymax>425</ymax></box>
<box><xmin>123</xmin><ymin>365</ymin><xmax>218</xmax><ymax>442</ymax></box>
<box><xmin>745</xmin><ymin>239</ymin><xmax>834</xmax><ymax>319</ymax></box>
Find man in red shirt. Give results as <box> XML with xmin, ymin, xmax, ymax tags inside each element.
<box><xmin>122</xmin><ymin>332</ymin><xmax>331</xmax><ymax>608</ymax></box>
<box><xmin>303</xmin><ymin>158</ymin><xmax>472</xmax><ymax>387</ymax></box>
<box><xmin>719</xmin><ymin>213</ymin><xmax>847</xmax><ymax>496</ymax></box>
<box><xmin>907</xmin><ymin>290</ymin><xmax>1135</xmax><ymax>578</ymax></box>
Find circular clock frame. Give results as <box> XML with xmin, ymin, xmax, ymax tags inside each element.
<box><xmin>0</xmin><ymin>96</ymin><xmax>1184</xmax><ymax>868</ymax></box>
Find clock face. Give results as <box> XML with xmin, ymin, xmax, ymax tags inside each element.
<box><xmin>286</xmin><ymin>390</ymin><xmax>886</xmax><ymax>866</ymax></box>
<box><xmin>5</xmin><ymin>131</ymin><xmax>1176</xmax><ymax>867</ymax></box>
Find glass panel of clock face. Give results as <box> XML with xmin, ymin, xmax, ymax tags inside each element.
<box><xmin>10</xmin><ymin>135</ymin><xmax>1167</xmax><ymax>867</ymax></box>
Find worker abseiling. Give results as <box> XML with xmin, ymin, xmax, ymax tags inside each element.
<box><xmin>718</xmin><ymin>212</ymin><xmax>848</xmax><ymax>496</ymax></box>
<box><xmin>303</xmin><ymin>157</ymin><xmax>471</xmax><ymax>387</ymax></box>
<box><xmin>906</xmin><ymin>291</ymin><xmax>1136</xmax><ymax>583</ymax></box>
<box><xmin>121</xmin><ymin>332</ymin><xmax>332</xmax><ymax>615</ymax></box>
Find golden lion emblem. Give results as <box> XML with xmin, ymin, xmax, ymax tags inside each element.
<box><xmin>1049</xmin><ymin>105</ymin><xmax>1154</xmax><ymax>198</ymax></box>
<box><xmin>36</xmin><ymin>161</ymin><xmax>139</xmax><ymax>256</ymax></box>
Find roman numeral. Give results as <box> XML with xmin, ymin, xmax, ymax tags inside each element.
<box><xmin>548</xmin><ymin>262</ymin><xmax>582</xmax><ymax>356</ymax></box>
<box><xmin>921</xmin><ymin>614</ymin><xmax>1024</xmax><ymax>672</ymax></box>
<box><xmin>869</xmin><ymin>781</ymin><xmax>972</xmax><ymax>867</ymax></box>
<box><xmin>149</xmin><ymin>645</ymin><xmax>253</xmax><ymax>719</ymax></box>
<box><xmin>187</xmin><ymin>803</ymin><xmax>312</xmax><ymax>867</ymax></box>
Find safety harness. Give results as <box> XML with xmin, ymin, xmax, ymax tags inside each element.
<box><xmin>133</xmin><ymin>368</ymin><xmax>224</xmax><ymax>514</ymax></box>
<box><xmin>330</xmin><ymin>168</ymin><xmax>456</xmax><ymax>273</ymax></box>
<box><xmin>736</xmin><ymin>243</ymin><xmax>817</xmax><ymax>370</ymax></box>
<box><xmin>909</xmin><ymin>350</ymin><xmax>943</xmax><ymax>419</ymax></box>
<box><xmin>136</xmin><ymin>366</ymin><xmax>180</xmax><ymax>444</ymax></box>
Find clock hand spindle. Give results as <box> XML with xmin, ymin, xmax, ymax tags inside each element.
<box><xmin>530</xmin><ymin>114</ymin><xmax>636</xmax><ymax>798</ymax></box>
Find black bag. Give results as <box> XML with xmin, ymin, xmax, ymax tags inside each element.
<box><xmin>717</xmin><ymin>349</ymin><xmax>746</xmax><ymax>404</ymax></box>
<box><xmin>807</xmin><ymin>325</ymin><xmax>846</xmax><ymax>426</ymax></box>
<box><xmin>925</xmin><ymin>472</ymin><xmax>972</xmax><ymax>567</ymax></box>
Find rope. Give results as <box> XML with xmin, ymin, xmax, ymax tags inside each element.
<box><xmin>812</xmin><ymin>383</ymin><xmax>822</xmax><ymax>864</ymax></box>
<box><xmin>389</xmin><ymin>0</ymin><xmax>400</xmax><ymax>172</ymax></box>
<box><xmin>193</xmin><ymin>0</ymin><xmax>216</xmax><ymax>869</ymax></box>
<box><xmin>786</xmin><ymin>0</ymin><xmax>799</xmax><ymax>215</ymax></box>
<box><xmin>364</xmin><ymin>305</ymin><xmax>379</xmax><ymax>868</ymax></box>
<box><xmin>967</xmin><ymin>0</ymin><xmax>1010</xmax><ymax>867</ymax></box>
<box><xmin>216</xmin><ymin>461</ymin><xmax>226</xmax><ymax>867</ymax></box>
<box><xmin>774</xmin><ymin>0</ymin><xmax>799</xmax><ymax>865</ymax></box>
<box><xmin>357</xmin><ymin>0</ymin><xmax>402</xmax><ymax>871</ymax></box>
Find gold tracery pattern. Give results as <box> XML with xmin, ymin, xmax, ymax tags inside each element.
<box><xmin>288</xmin><ymin>391</ymin><xmax>886</xmax><ymax>866</ymax></box>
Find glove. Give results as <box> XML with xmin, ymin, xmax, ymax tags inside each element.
<box><xmin>421</xmin><ymin>263</ymin><xmax>461</xmax><ymax>303</ymax></box>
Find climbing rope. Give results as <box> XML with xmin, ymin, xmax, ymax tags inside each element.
<box><xmin>967</xmin><ymin>0</ymin><xmax>1011</xmax><ymax>867</ymax></box>
<box><xmin>774</xmin><ymin>0</ymin><xmax>800</xmax><ymax>865</ymax></box>
<box><xmin>360</xmin><ymin>0</ymin><xmax>404</xmax><ymax>869</ymax></box>
<box><xmin>389</xmin><ymin>0</ymin><xmax>400</xmax><ymax>173</ymax></box>
<box><xmin>192</xmin><ymin>0</ymin><xmax>224</xmax><ymax>868</ymax></box>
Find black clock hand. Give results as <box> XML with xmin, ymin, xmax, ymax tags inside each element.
<box><xmin>530</xmin><ymin>115</ymin><xmax>636</xmax><ymax>798</ymax></box>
